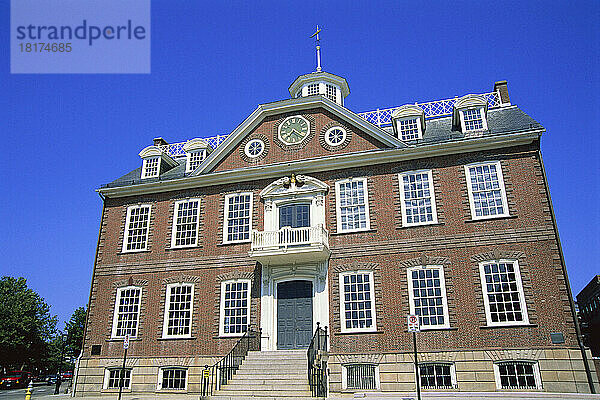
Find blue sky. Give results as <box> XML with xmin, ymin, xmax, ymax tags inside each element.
<box><xmin>1</xmin><ymin>0</ymin><xmax>598</xmax><ymax>326</ymax></box>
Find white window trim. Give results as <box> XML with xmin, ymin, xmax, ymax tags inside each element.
<box><xmin>493</xmin><ymin>360</ymin><xmax>542</xmax><ymax>390</ymax></box>
<box><xmin>335</xmin><ymin>177</ymin><xmax>371</xmax><ymax>233</ymax></box>
<box><xmin>244</xmin><ymin>139</ymin><xmax>265</xmax><ymax>158</ymax></box>
<box><xmin>339</xmin><ymin>271</ymin><xmax>377</xmax><ymax>334</ymax></box>
<box><xmin>459</xmin><ymin>106</ymin><xmax>488</xmax><ymax>132</ymax></box>
<box><xmin>479</xmin><ymin>259</ymin><xmax>530</xmax><ymax>327</ymax></box>
<box><xmin>141</xmin><ymin>156</ymin><xmax>161</xmax><ymax>179</ymax></box>
<box><xmin>161</xmin><ymin>283</ymin><xmax>194</xmax><ymax>339</ymax></box>
<box><xmin>407</xmin><ymin>265</ymin><xmax>450</xmax><ymax>330</ymax></box>
<box><xmin>157</xmin><ymin>367</ymin><xmax>188</xmax><ymax>391</ymax></box>
<box><xmin>342</xmin><ymin>363</ymin><xmax>380</xmax><ymax>390</ymax></box>
<box><xmin>103</xmin><ymin>367</ymin><xmax>132</xmax><ymax>390</ymax></box>
<box><xmin>398</xmin><ymin>170</ymin><xmax>438</xmax><ymax>227</ymax></box>
<box><xmin>185</xmin><ymin>150</ymin><xmax>205</xmax><ymax>173</ymax></box>
<box><xmin>110</xmin><ymin>286</ymin><xmax>142</xmax><ymax>339</ymax></box>
<box><xmin>122</xmin><ymin>204</ymin><xmax>152</xmax><ymax>253</ymax></box>
<box><xmin>222</xmin><ymin>192</ymin><xmax>254</xmax><ymax>244</ymax></box>
<box><xmin>219</xmin><ymin>279</ymin><xmax>252</xmax><ymax>337</ymax></box>
<box><xmin>396</xmin><ymin>116</ymin><xmax>423</xmax><ymax>141</ymax></box>
<box><xmin>464</xmin><ymin>161</ymin><xmax>510</xmax><ymax>220</ymax></box>
<box><xmin>418</xmin><ymin>362</ymin><xmax>457</xmax><ymax>389</ymax></box>
<box><xmin>324</xmin><ymin>126</ymin><xmax>347</xmax><ymax>147</ymax></box>
<box><xmin>170</xmin><ymin>199</ymin><xmax>201</xmax><ymax>249</ymax></box>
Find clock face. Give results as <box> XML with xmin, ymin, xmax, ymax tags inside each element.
<box><xmin>278</xmin><ymin>116</ymin><xmax>310</xmax><ymax>144</ymax></box>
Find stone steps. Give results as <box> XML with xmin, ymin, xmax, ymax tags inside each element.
<box><xmin>210</xmin><ymin>350</ymin><xmax>312</xmax><ymax>400</ymax></box>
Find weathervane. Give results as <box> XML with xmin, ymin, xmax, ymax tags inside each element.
<box><xmin>310</xmin><ymin>25</ymin><xmax>322</xmax><ymax>72</ymax></box>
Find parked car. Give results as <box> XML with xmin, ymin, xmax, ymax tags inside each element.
<box><xmin>46</xmin><ymin>374</ymin><xmax>59</xmax><ymax>385</ymax></box>
<box><xmin>0</xmin><ymin>371</ymin><xmax>31</xmax><ymax>389</ymax></box>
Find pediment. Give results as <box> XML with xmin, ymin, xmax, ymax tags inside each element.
<box><xmin>260</xmin><ymin>174</ymin><xmax>328</xmax><ymax>199</ymax></box>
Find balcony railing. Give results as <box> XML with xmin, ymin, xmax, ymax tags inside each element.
<box><xmin>249</xmin><ymin>224</ymin><xmax>330</xmax><ymax>264</ymax></box>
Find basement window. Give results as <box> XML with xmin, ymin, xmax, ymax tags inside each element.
<box><xmin>104</xmin><ymin>368</ymin><xmax>131</xmax><ymax>390</ymax></box>
<box><xmin>419</xmin><ymin>363</ymin><xmax>456</xmax><ymax>389</ymax></box>
<box><xmin>343</xmin><ymin>364</ymin><xmax>379</xmax><ymax>390</ymax></box>
<box><xmin>494</xmin><ymin>361</ymin><xmax>540</xmax><ymax>390</ymax></box>
<box><xmin>158</xmin><ymin>367</ymin><xmax>187</xmax><ymax>390</ymax></box>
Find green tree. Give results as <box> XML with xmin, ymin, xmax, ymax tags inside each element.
<box><xmin>65</xmin><ymin>306</ymin><xmax>86</xmax><ymax>358</ymax></box>
<box><xmin>0</xmin><ymin>276</ymin><xmax>57</xmax><ymax>372</ymax></box>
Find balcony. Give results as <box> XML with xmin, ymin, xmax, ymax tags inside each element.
<box><xmin>249</xmin><ymin>224</ymin><xmax>330</xmax><ymax>265</ymax></box>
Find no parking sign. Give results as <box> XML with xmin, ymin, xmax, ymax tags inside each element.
<box><xmin>407</xmin><ymin>314</ymin><xmax>420</xmax><ymax>332</ymax></box>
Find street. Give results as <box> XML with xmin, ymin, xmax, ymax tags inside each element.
<box><xmin>0</xmin><ymin>382</ymin><xmax>70</xmax><ymax>400</ymax></box>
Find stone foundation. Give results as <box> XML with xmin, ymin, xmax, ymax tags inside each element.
<box><xmin>328</xmin><ymin>348</ymin><xmax>600</xmax><ymax>394</ymax></box>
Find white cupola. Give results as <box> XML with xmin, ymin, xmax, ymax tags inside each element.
<box><xmin>288</xmin><ymin>71</ymin><xmax>350</xmax><ymax>106</ymax></box>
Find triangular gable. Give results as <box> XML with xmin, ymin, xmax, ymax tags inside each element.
<box><xmin>194</xmin><ymin>96</ymin><xmax>406</xmax><ymax>175</ymax></box>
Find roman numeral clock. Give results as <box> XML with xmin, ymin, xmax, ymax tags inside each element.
<box><xmin>278</xmin><ymin>116</ymin><xmax>310</xmax><ymax>145</ymax></box>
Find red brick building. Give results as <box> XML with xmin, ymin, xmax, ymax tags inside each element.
<box><xmin>74</xmin><ymin>69</ymin><xmax>599</xmax><ymax>397</ymax></box>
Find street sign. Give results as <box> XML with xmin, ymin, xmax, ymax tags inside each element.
<box><xmin>407</xmin><ymin>314</ymin><xmax>420</xmax><ymax>332</ymax></box>
<box><xmin>123</xmin><ymin>334</ymin><xmax>130</xmax><ymax>350</ymax></box>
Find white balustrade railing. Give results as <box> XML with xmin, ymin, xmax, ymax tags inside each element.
<box><xmin>251</xmin><ymin>224</ymin><xmax>329</xmax><ymax>251</ymax></box>
<box><xmin>157</xmin><ymin>91</ymin><xmax>503</xmax><ymax>157</ymax></box>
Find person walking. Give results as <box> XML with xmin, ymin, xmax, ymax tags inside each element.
<box><xmin>54</xmin><ymin>375</ymin><xmax>62</xmax><ymax>395</ymax></box>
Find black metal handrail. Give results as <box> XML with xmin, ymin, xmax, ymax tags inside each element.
<box><xmin>200</xmin><ymin>326</ymin><xmax>261</xmax><ymax>398</ymax></box>
<box><xmin>307</xmin><ymin>322</ymin><xmax>328</xmax><ymax>397</ymax></box>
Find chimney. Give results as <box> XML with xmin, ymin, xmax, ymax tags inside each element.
<box><xmin>493</xmin><ymin>81</ymin><xmax>510</xmax><ymax>104</ymax></box>
<box><xmin>153</xmin><ymin>137</ymin><xmax>168</xmax><ymax>146</ymax></box>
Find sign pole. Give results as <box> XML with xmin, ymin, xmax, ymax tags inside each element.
<box><xmin>118</xmin><ymin>334</ymin><xmax>129</xmax><ymax>400</ymax></box>
<box><xmin>412</xmin><ymin>331</ymin><xmax>421</xmax><ymax>400</ymax></box>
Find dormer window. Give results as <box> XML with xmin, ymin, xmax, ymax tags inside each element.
<box><xmin>139</xmin><ymin>145</ymin><xmax>177</xmax><ymax>180</ymax></box>
<box><xmin>142</xmin><ymin>157</ymin><xmax>160</xmax><ymax>178</ymax></box>
<box><xmin>183</xmin><ymin>138</ymin><xmax>212</xmax><ymax>173</ymax></box>
<box><xmin>307</xmin><ymin>83</ymin><xmax>319</xmax><ymax>96</ymax></box>
<box><xmin>454</xmin><ymin>94</ymin><xmax>488</xmax><ymax>133</ymax></box>
<box><xmin>326</xmin><ymin>84</ymin><xmax>337</xmax><ymax>102</ymax></box>
<box><xmin>391</xmin><ymin>105</ymin><xmax>425</xmax><ymax>141</ymax></box>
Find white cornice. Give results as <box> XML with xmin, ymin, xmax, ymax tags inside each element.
<box><xmin>99</xmin><ymin>129</ymin><xmax>543</xmax><ymax>198</ymax></box>
<box><xmin>194</xmin><ymin>96</ymin><xmax>405</xmax><ymax>176</ymax></box>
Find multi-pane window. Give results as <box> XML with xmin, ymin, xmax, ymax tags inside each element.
<box><xmin>340</xmin><ymin>272</ymin><xmax>376</xmax><ymax>332</ymax></box>
<box><xmin>326</xmin><ymin>84</ymin><xmax>337</xmax><ymax>102</ymax></box>
<box><xmin>399</xmin><ymin>170</ymin><xmax>437</xmax><ymax>226</ymax></box>
<box><xmin>186</xmin><ymin>151</ymin><xmax>204</xmax><ymax>173</ymax></box>
<box><xmin>495</xmin><ymin>361</ymin><xmax>539</xmax><ymax>389</ymax></box>
<box><xmin>307</xmin><ymin>83</ymin><xmax>319</xmax><ymax>96</ymax></box>
<box><xmin>123</xmin><ymin>205</ymin><xmax>151</xmax><ymax>252</ymax></box>
<box><xmin>223</xmin><ymin>193</ymin><xmax>252</xmax><ymax>243</ymax></box>
<box><xmin>159</xmin><ymin>368</ymin><xmax>187</xmax><ymax>390</ymax></box>
<box><xmin>171</xmin><ymin>200</ymin><xmax>200</xmax><ymax>248</ymax></box>
<box><xmin>419</xmin><ymin>363</ymin><xmax>455</xmax><ymax>389</ymax></box>
<box><xmin>336</xmin><ymin>178</ymin><xmax>370</xmax><ymax>232</ymax></box>
<box><xmin>462</xmin><ymin>108</ymin><xmax>485</xmax><ymax>131</ymax></box>
<box><xmin>162</xmin><ymin>284</ymin><xmax>193</xmax><ymax>338</ymax></box>
<box><xmin>465</xmin><ymin>161</ymin><xmax>509</xmax><ymax>219</ymax></box>
<box><xmin>479</xmin><ymin>260</ymin><xmax>528</xmax><ymax>326</ymax></box>
<box><xmin>142</xmin><ymin>157</ymin><xmax>160</xmax><ymax>178</ymax></box>
<box><xmin>408</xmin><ymin>266</ymin><xmax>450</xmax><ymax>329</ymax></box>
<box><xmin>105</xmin><ymin>368</ymin><xmax>131</xmax><ymax>389</ymax></box>
<box><xmin>220</xmin><ymin>280</ymin><xmax>250</xmax><ymax>336</ymax></box>
<box><xmin>398</xmin><ymin>118</ymin><xmax>422</xmax><ymax>141</ymax></box>
<box><xmin>244</xmin><ymin>139</ymin><xmax>265</xmax><ymax>158</ymax></box>
<box><xmin>112</xmin><ymin>287</ymin><xmax>142</xmax><ymax>338</ymax></box>
<box><xmin>345</xmin><ymin>364</ymin><xmax>378</xmax><ymax>390</ymax></box>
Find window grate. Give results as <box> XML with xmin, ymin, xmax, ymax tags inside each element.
<box><xmin>166</xmin><ymin>284</ymin><xmax>193</xmax><ymax>336</ymax></box>
<box><xmin>173</xmin><ymin>200</ymin><xmax>199</xmax><ymax>247</ymax></box>
<box><xmin>107</xmin><ymin>368</ymin><xmax>131</xmax><ymax>389</ymax></box>
<box><xmin>346</xmin><ymin>364</ymin><xmax>376</xmax><ymax>390</ymax></box>
<box><xmin>222</xmin><ymin>280</ymin><xmax>249</xmax><ymax>335</ymax></box>
<box><xmin>498</xmin><ymin>362</ymin><xmax>537</xmax><ymax>389</ymax></box>
<box><xmin>115</xmin><ymin>287</ymin><xmax>141</xmax><ymax>337</ymax></box>
<box><xmin>161</xmin><ymin>368</ymin><xmax>187</xmax><ymax>390</ymax></box>
<box><xmin>419</xmin><ymin>363</ymin><xmax>453</xmax><ymax>389</ymax></box>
